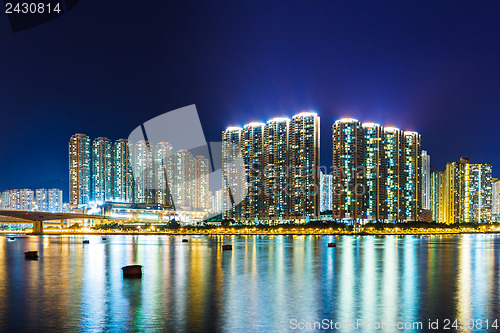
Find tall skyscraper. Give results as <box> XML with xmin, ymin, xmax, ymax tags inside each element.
<box><xmin>263</xmin><ymin>117</ymin><xmax>289</xmax><ymax>220</ymax></box>
<box><xmin>171</xmin><ymin>149</ymin><xmax>195</xmax><ymax>209</ymax></box>
<box><xmin>69</xmin><ymin>133</ymin><xmax>91</xmax><ymax>206</ymax></box>
<box><xmin>492</xmin><ymin>179</ymin><xmax>500</xmax><ymax>222</ymax></box>
<box><xmin>288</xmin><ymin>112</ymin><xmax>320</xmax><ymax>221</ymax></box>
<box><xmin>194</xmin><ymin>155</ymin><xmax>209</xmax><ymax>211</ymax></box>
<box><xmin>422</xmin><ymin>151</ymin><xmax>431</xmax><ymax>210</ymax></box>
<box><xmin>332</xmin><ymin>120</ymin><xmax>422</xmax><ymax>223</ymax></box>
<box><xmin>154</xmin><ymin>142</ymin><xmax>173</xmax><ymax>207</ymax></box>
<box><xmin>240</xmin><ymin>122</ymin><xmax>265</xmax><ymax>222</ymax></box>
<box><xmin>130</xmin><ymin>140</ymin><xmax>154</xmax><ymax>204</ymax></box>
<box><xmin>430</xmin><ymin>168</ymin><xmax>445</xmax><ymax>223</ymax></box>
<box><xmin>113</xmin><ymin>139</ymin><xmax>135</xmax><ymax>202</ymax></box>
<box><xmin>332</xmin><ymin>119</ymin><xmax>365</xmax><ymax>221</ymax></box>
<box><xmin>91</xmin><ymin>137</ymin><xmax>113</xmax><ymax>202</ymax></box>
<box><xmin>403</xmin><ymin>131</ymin><xmax>422</xmax><ymax>221</ymax></box>
<box><xmin>222</xmin><ymin>127</ymin><xmax>245</xmax><ymax>220</ymax></box>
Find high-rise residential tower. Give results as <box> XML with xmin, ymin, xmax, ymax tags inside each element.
<box><xmin>154</xmin><ymin>142</ymin><xmax>174</xmax><ymax>208</ymax></box>
<box><xmin>130</xmin><ymin>140</ymin><xmax>154</xmax><ymax>204</ymax></box>
<box><xmin>194</xmin><ymin>155</ymin><xmax>210</xmax><ymax>211</ymax></box>
<box><xmin>422</xmin><ymin>151</ymin><xmax>431</xmax><ymax>210</ymax></box>
<box><xmin>263</xmin><ymin>117</ymin><xmax>289</xmax><ymax>220</ymax></box>
<box><xmin>442</xmin><ymin>157</ymin><xmax>492</xmax><ymax>224</ymax></box>
<box><xmin>288</xmin><ymin>112</ymin><xmax>320</xmax><ymax>221</ymax></box>
<box><xmin>69</xmin><ymin>133</ymin><xmax>91</xmax><ymax>206</ymax></box>
<box><xmin>91</xmin><ymin>137</ymin><xmax>113</xmax><ymax>202</ymax></box>
<box><xmin>222</xmin><ymin>127</ymin><xmax>245</xmax><ymax>220</ymax></box>
<box><xmin>240</xmin><ymin>122</ymin><xmax>265</xmax><ymax>222</ymax></box>
<box><xmin>113</xmin><ymin>139</ymin><xmax>135</xmax><ymax>202</ymax></box>
<box><xmin>332</xmin><ymin>118</ymin><xmax>365</xmax><ymax>221</ymax></box>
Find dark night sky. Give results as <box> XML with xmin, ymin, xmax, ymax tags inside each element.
<box><xmin>0</xmin><ymin>1</ymin><xmax>499</xmax><ymax>193</ymax></box>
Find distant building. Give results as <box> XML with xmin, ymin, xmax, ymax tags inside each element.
<box><xmin>113</xmin><ymin>139</ymin><xmax>135</xmax><ymax>203</ymax></box>
<box><xmin>47</xmin><ymin>189</ymin><xmax>63</xmax><ymax>213</ymax></box>
<box><xmin>35</xmin><ymin>189</ymin><xmax>48</xmax><ymax>211</ymax></box>
<box><xmin>320</xmin><ymin>172</ymin><xmax>333</xmax><ymax>212</ymax></box>
<box><xmin>493</xmin><ymin>179</ymin><xmax>500</xmax><ymax>222</ymax></box>
<box><xmin>431</xmin><ymin>157</ymin><xmax>493</xmax><ymax>224</ymax></box>
<box><xmin>422</xmin><ymin>151</ymin><xmax>431</xmax><ymax>210</ymax></box>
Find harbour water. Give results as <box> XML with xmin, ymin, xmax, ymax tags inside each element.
<box><xmin>0</xmin><ymin>234</ymin><xmax>499</xmax><ymax>332</ymax></box>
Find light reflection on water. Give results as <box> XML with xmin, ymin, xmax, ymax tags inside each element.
<box><xmin>0</xmin><ymin>234</ymin><xmax>499</xmax><ymax>332</ymax></box>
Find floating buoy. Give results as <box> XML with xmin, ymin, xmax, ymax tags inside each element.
<box><xmin>83</xmin><ymin>240</ymin><xmax>90</xmax><ymax>244</ymax></box>
<box><xmin>102</xmin><ymin>237</ymin><xmax>107</xmax><ymax>240</ymax></box>
<box><xmin>122</xmin><ymin>265</ymin><xmax>142</xmax><ymax>278</ymax></box>
<box><xmin>327</xmin><ymin>242</ymin><xmax>337</xmax><ymax>247</ymax></box>
<box><xmin>9</xmin><ymin>237</ymin><xmax>15</xmax><ymax>241</ymax></box>
<box><xmin>182</xmin><ymin>239</ymin><xmax>188</xmax><ymax>243</ymax></box>
<box><xmin>24</xmin><ymin>251</ymin><xmax>38</xmax><ymax>260</ymax></box>
<box><xmin>222</xmin><ymin>244</ymin><xmax>232</xmax><ymax>250</ymax></box>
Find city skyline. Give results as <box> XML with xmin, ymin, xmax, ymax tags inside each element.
<box><xmin>2</xmin><ymin>2</ymin><xmax>500</xmax><ymax>191</ymax></box>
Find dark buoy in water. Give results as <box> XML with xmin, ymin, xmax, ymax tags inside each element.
<box><xmin>24</xmin><ymin>251</ymin><xmax>38</xmax><ymax>260</ymax></box>
<box><xmin>328</xmin><ymin>242</ymin><xmax>337</xmax><ymax>247</ymax></box>
<box><xmin>102</xmin><ymin>237</ymin><xmax>107</xmax><ymax>240</ymax></box>
<box><xmin>182</xmin><ymin>239</ymin><xmax>188</xmax><ymax>243</ymax></box>
<box><xmin>83</xmin><ymin>240</ymin><xmax>90</xmax><ymax>244</ymax></box>
<box><xmin>122</xmin><ymin>265</ymin><xmax>142</xmax><ymax>278</ymax></box>
<box><xmin>222</xmin><ymin>244</ymin><xmax>232</xmax><ymax>250</ymax></box>
<box><xmin>9</xmin><ymin>237</ymin><xmax>15</xmax><ymax>241</ymax></box>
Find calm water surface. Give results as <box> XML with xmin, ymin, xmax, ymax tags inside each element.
<box><xmin>0</xmin><ymin>234</ymin><xmax>499</xmax><ymax>332</ymax></box>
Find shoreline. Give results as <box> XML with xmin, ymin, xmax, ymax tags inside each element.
<box><xmin>2</xmin><ymin>229</ymin><xmax>500</xmax><ymax>236</ymax></box>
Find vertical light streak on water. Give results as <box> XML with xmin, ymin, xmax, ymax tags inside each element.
<box><xmin>381</xmin><ymin>236</ymin><xmax>397</xmax><ymax>328</ymax></box>
<box><xmin>269</xmin><ymin>235</ymin><xmax>287</xmax><ymax>332</ymax></box>
<box><xmin>401</xmin><ymin>236</ymin><xmax>417</xmax><ymax>328</ymax></box>
<box><xmin>80</xmin><ymin>236</ymin><xmax>107</xmax><ymax>332</ymax></box>
<box><xmin>0</xmin><ymin>237</ymin><xmax>7</xmax><ymax>328</ymax></box>
<box><xmin>172</xmin><ymin>236</ymin><xmax>188</xmax><ymax>331</ymax></box>
<box><xmin>361</xmin><ymin>236</ymin><xmax>376</xmax><ymax>326</ymax></box>
<box><xmin>470</xmin><ymin>235</ymin><xmax>491</xmax><ymax>324</ymax></box>
<box><xmin>456</xmin><ymin>235</ymin><xmax>472</xmax><ymax>332</ymax></box>
<box><xmin>323</xmin><ymin>235</ymin><xmax>337</xmax><ymax>315</ymax></box>
<box><xmin>222</xmin><ymin>235</ymin><xmax>244</xmax><ymax>333</ymax></box>
<box><xmin>338</xmin><ymin>235</ymin><xmax>354</xmax><ymax>327</ymax></box>
<box><xmin>186</xmin><ymin>236</ymin><xmax>206</xmax><ymax>332</ymax></box>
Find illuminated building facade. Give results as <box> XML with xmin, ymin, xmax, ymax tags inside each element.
<box><xmin>194</xmin><ymin>155</ymin><xmax>209</xmax><ymax>211</ymax></box>
<box><xmin>430</xmin><ymin>168</ymin><xmax>445</xmax><ymax>223</ymax></box>
<box><xmin>422</xmin><ymin>151</ymin><xmax>431</xmax><ymax>210</ymax></box>
<box><xmin>69</xmin><ymin>133</ymin><xmax>91</xmax><ymax>205</ymax></box>
<box><xmin>221</xmin><ymin>112</ymin><xmax>320</xmax><ymax>223</ymax></box>
<box><xmin>493</xmin><ymin>179</ymin><xmax>500</xmax><ymax>222</ymax></box>
<box><xmin>130</xmin><ymin>140</ymin><xmax>155</xmax><ymax>204</ymax></box>
<box><xmin>263</xmin><ymin>117</ymin><xmax>289</xmax><ymax>220</ymax></box>
<box><xmin>320</xmin><ymin>172</ymin><xmax>333</xmax><ymax>212</ymax></box>
<box><xmin>332</xmin><ymin>120</ymin><xmax>422</xmax><ymax>223</ymax></box>
<box><xmin>113</xmin><ymin>139</ymin><xmax>135</xmax><ymax>202</ymax></box>
<box><xmin>154</xmin><ymin>142</ymin><xmax>173</xmax><ymax>208</ymax></box>
<box><xmin>47</xmin><ymin>189</ymin><xmax>63</xmax><ymax>213</ymax></box>
<box><xmin>240</xmin><ymin>122</ymin><xmax>265</xmax><ymax>221</ymax></box>
<box><xmin>332</xmin><ymin>119</ymin><xmax>365</xmax><ymax>221</ymax></box>
<box><xmin>221</xmin><ymin>127</ymin><xmax>245</xmax><ymax>220</ymax></box>
<box><xmin>288</xmin><ymin>112</ymin><xmax>320</xmax><ymax>221</ymax></box>
<box><xmin>35</xmin><ymin>189</ymin><xmax>48</xmax><ymax>211</ymax></box>
<box><xmin>441</xmin><ymin>157</ymin><xmax>492</xmax><ymax>224</ymax></box>
<box><xmin>91</xmin><ymin>137</ymin><xmax>113</xmax><ymax>202</ymax></box>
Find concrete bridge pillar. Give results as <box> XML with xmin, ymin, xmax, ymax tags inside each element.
<box><xmin>32</xmin><ymin>221</ymin><xmax>43</xmax><ymax>235</ymax></box>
